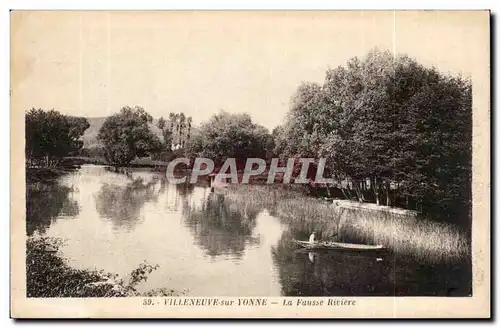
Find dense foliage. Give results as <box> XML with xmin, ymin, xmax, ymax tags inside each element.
<box><xmin>187</xmin><ymin>111</ymin><xmax>274</xmax><ymax>167</ymax></box>
<box><xmin>97</xmin><ymin>106</ymin><xmax>162</xmax><ymax>166</ymax></box>
<box><xmin>157</xmin><ymin>112</ymin><xmax>193</xmax><ymax>150</ymax></box>
<box><xmin>25</xmin><ymin>109</ymin><xmax>90</xmax><ymax>167</ymax></box>
<box><xmin>274</xmin><ymin>50</ymin><xmax>472</xmax><ymax>220</ymax></box>
<box><xmin>155</xmin><ymin>112</ymin><xmax>193</xmax><ymax>161</ymax></box>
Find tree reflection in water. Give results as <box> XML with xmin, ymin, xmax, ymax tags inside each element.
<box><xmin>165</xmin><ymin>183</ymin><xmax>195</xmax><ymax>212</ymax></box>
<box><xmin>183</xmin><ymin>193</ymin><xmax>261</xmax><ymax>259</ymax></box>
<box><xmin>26</xmin><ymin>181</ymin><xmax>80</xmax><ymax>236</ymax></box>
<box><xmin>94</xmin><ymin>175</ymin><xmax>161</xmax><ymax>231</ymax></box>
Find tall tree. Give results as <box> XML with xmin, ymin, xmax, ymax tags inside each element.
<box><xmin>157</xmin><ymin>112</ymin><xmax>192</xmax><ymax>153</ymax></box>
<box><xmin>97</xmin><ymin>106</ymin><xmax>162</xmax><ymax>166</ymax></box>
<box><xmin>187</xmin><ymin>111</ymin><xmax>272</xmax><ymax>168</ymax></box>
<box><xmin>25</xmin><ymin>108</ymin><xmax>90</xmax><ymax>166</ymax></box>
<box><xmin>186</xmin><ymin>117</ymin><xmax>193</xmax><ymax>141</ymax></box>
<box><xmin>157</xmin><ymin>116</ymin><xmax>173</xmax><ymax>152</ymax></box>
<box><xmin>178</xmin><ymin>113</ymin><xmax>186</xmax><ymax>148</ymax></box>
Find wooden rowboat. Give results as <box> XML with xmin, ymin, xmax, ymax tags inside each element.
<box><xmin>293</xmin><ymin>239</ymin><xmax>384</xmax><ymax>251</ymax></box>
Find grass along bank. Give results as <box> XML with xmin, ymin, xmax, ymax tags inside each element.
<box><xmin>225</xmin><ymin>184</ymin><xmax>470</xmax><ymax>264</ymax></box>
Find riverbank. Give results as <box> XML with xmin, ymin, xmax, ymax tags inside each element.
<box><xmin>225</xmin><ymin>184</ymin><xmax>470</xmax><ymax>264</ymax></box>
<box><xmin>62</xmin><ymin>156</ymin><xmax>170</xmax><ymax>168</ymax></box>
<box><xmin>26</xmin><ymin>237</ymin><xmax>185</xmax><ymax>297</ymax></box>
<box><xmin>26</xmin><ymin>158</ymin><xmax>169</xmax><ymax>184</ymax></box>
<box><xmin>26</xmin><ymin>166</ymin><xmax>74</xmax><ymax>184</ymax></box>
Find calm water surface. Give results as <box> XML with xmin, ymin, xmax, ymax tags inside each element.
<box><xmin>27</xmin><ymin>165</ymin><xmax>470</xmax><ymax>296</ymax></box>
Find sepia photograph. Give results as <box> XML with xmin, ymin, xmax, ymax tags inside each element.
<box><xmin>10</xmin><ymin>10</ymin><xmax>490</xmax><ymax>318</ymax></box>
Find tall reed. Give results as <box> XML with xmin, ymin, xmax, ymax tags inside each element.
<box><xmin>225</xmin><ymin>184</ymin><xmax>470</xmax><ymax>264</ymax></box>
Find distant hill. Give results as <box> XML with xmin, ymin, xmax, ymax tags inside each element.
<box><xmin>82</xmin><ymin>117</ymin><xmax>195</xmax><ymax>148</ymax></box>
<box><xmin>81</xmin><ymin>117</ymin><xmax>107</xmax><ymax>148</ymax></box>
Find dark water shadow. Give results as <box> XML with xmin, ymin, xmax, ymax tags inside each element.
<box><xmin>26</xmin><ymin>181</ymin><xmax>80</xmax><ymax>235</ymax></box>
<box><xmin>272</xmin><ymin>230</ymin><xmax>472</xmax><ymax>297</ymax></box>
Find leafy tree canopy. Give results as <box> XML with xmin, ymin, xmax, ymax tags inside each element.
<box><xmin>97</xmin><ymin>106</ymin><xmax>162</xmax><ymax>166</ymax></box>
<box><xmin>274</xmin><ymin>49</ymin><xmax>472</xmax><ymax>218</ymax></box>
<box><xmin>187</xmin><ymin>111</ymin><xmax>273</xmax><ymax>167</ymax></box>
<box><xmin>25</xmin><ymin>108</ymin><xmax>90</xmax><ymax>166</ymax></box>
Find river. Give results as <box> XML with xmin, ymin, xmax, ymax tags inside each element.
<box><xmin>26</xmin><ymin>165</ymin><xmax>471</xmax><ymax>297</ymax></box>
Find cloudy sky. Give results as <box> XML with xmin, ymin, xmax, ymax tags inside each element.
<box><xmin>12</xmin><ymin>11</ymin><xmax>488</xmax><ymax>129</ymax></box>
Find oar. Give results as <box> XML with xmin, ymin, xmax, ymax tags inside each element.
<box><xmin>325</xmin><ymin>233</ymin><xmax>338</xmax><ymax>241</ymax></box>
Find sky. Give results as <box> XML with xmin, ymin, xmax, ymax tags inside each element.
<box><xmin>11</xmin><ymin>11</ymin><xmax>488</xmax><ymax>129</ymax></box>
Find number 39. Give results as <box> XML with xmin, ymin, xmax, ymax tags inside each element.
<box><xmin>143</xmin><ymin>298</ymin><xmax>154</xmax><ymax>306</ymax></box>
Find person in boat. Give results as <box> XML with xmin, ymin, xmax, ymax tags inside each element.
<box><xmin>309</xmin><ymin>232</ymin><xmax>316</xmax><ymax>244</ymax></box>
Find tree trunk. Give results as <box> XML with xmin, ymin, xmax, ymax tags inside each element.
<box><xmin>385</xmin><ymin>181</ymin><xmax>391</xmax><ymax>206</ymax></box>
<box><xmin>346</xmin><ymin>181</ymin><xmax>353</xmax><ymax>200</ymax></box>
<box><xmin>340</xmin><ymin>188</ymin><xmax>348</xmax><ymax>199</ymax></box>
<box><xmin>52</xmin><ymin>158</ymin><xmax>61</xmax><ymax>167</ymax></box>
<box><xmin>325</xmin><ymin>184</ymin><xmax>332</xmax><ymax>198</ymax></box>
<box><xmin>372</xmin><ymin>176</ymin><xmax>380</xmax><ymax>205</ymax></box>
<box><xmin>354</xmin><ymin>181</ymin><xmax>363</xmax><ymax>202</ymax></box>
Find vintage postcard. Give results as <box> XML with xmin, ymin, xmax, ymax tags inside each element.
<box><xmin>10</xmin><ymin>10</ymin><xmax>490</xmax><ymax>318</ymax></box>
